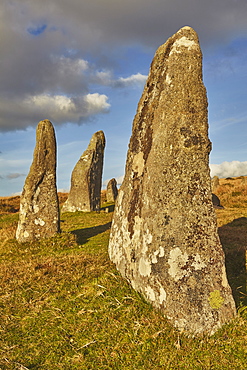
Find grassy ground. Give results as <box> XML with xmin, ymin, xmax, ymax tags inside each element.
<box><xmin>0</xmin><ymin>184</ymin><xmax>246</xmax><ymax>370</ymax></box>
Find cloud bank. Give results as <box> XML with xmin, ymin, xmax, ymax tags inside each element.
<box><xmin>0</xmin><ymin>47</ymin><xmax>146</xmax><ymax>131</ymax></box>
<box><xmin>1</xmin><ymin>0</ymin><xmax>247</xmax><ymax>132</ymax></box>
<box><xmin>210</xmin><ymin>161</ymin><xmax>247</xmax><ymax>178</ymax></box>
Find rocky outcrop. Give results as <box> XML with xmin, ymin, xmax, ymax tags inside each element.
<box><xmin>62</xmin><ymin>131</ymin><xmax>105</xmax><ymax>213</ymax></box>
<box><xmin>106</xmin><ymin>178</ymin><xmax>118</xmax><ymax>202</ymax></box>
<box><xmin>108</xmin><ymin>27</ymin><xmax>236</xmax><ymax>335</ymax></box>
<box><xmin>16</xmin><ymin>120</ymin><xmax>60</xmax><ymax>242</ymax></box>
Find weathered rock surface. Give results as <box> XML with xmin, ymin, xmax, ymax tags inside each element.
<box><xmin>16</xmin><ymin>120</ymin><xmax>60</xmax><ymax>242</ymax></box>
<box><xmin>108</xmin><ymin>26</ymin><xmax>236</xmax><ymax>335</ymax></box>
<box><xmin>106</xmin><ymin>178</ymin><xmax>118</xmax><ymax>202</ymax></box>
<box><xmin>62</xmin><ymin>131</ymin><xmax>105</xmax><ymax>213</ymax></box>
<box><xmin>211</xmin><ymin>176</ymin><xmax>220</xmax><ymax>192</ymax></box>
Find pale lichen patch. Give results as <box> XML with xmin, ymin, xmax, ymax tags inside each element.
<box><xmin>139</xmin><ymin>257</ymin><xmax>152</xmax><ymax>277</ymax></box>
<box><xmin>34</xmin><ymin>218</ymin><xmax>45</xmax><ymax>226</ymax></box>
<box><xmin>144</xmin><ymin>230</ymin><xmax>153</xmax><ymax>245</ymax></box>
<box><xmin>151</xmin><ymin>246</ymin><xmax>164</xmax><ymax>264</ymax></box>
<box><xmin>168</xmin><ymin>249</ymin><xmax>206</xmax><ymax>282</ymax></box>
<box><xmin>151</xmin><ymin>251</ymin><xmax>159</xmax><ymax>264</ymax></box>
<box><xmin>221</xmin><ymin>265</ymin><xmax>229</xmax><ymax>288</ymax></box>
<box><xmin>159</xmin><ymin>246</ymin><xmax>165</xmax><ymax>257</ymax></box>
<box><xmin>132</xmin><ymin>151</ymin><xmax>145</xmax><ymax>176</ymax></box>
<box><xmin>170</xmin><ymin>36</ymin><xmax>197</xmax><ymax>55</ymax></box>
<box><xmin>191</xmin><ymin>253</ymin><xmax>206</xmax><ymax>270</ymax></box>
<box><xmin>145</xmin><ymin>286</ymin><xmax>156</xmax><ymax>301</ymax></box>
<box><xmin>168</xmin><ymin>247</ymin><xmax>189</xmax><ymax>281</ymax></box>
<box><xmin>166</xmin><ymin>74</ymin><xmax>172</xmax><ymax>85</ymax></box>
<box><xmin>33</xmin><ymin>204</ymin><xmax>39</xmax><ymax>213</ymax></box>
<box><xmin>159</xmin><ymin>286</ymin><xmax>167</xmax><ymax>305</ymax></box>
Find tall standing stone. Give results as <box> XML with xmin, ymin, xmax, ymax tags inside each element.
<box><xmin>108</xmin><ymin>27</ymin><xmax>236</xmax><ymax>335</ymax></box>
<box><xmin>16</xmin><ymin>120</ymin><xmax>60</xmax><ymax>242</ymax></box>
<box><xmin>106</xmin><ymin>178</ymin><xmax>118</xmax><ymax>202</ymax></box>
<box><xmin>62</xmin><ymin>131</ymin><xmax>105</xmax><ymax>213</ymax></box>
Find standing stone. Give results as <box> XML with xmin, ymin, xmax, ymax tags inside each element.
<box><xmin>62</xmin><ymin>131</ymin><xmax>105</xmax><ymax>213</ymax></box>
<box><xmin>212</xmin><ymin>193</ymin><xmax>224</xmax><ymax>209</ymax></box>
<box><xmin>106</xmin><ymin>178</ymin><xmax>118</xmax><ymax>202</ymax></box>
<box><xmin>211</xmin><ymin>175</ymin><xmax>220</xmax><ymax>192</ymax></box>
<box><xmin>16</xmin><ymin>120</ymin><xmax>60</xmax><ymax>242</ymax></box>
<box><xmin>108</xmin><ymin>27</ymin><xmax>236</xmax><ymax>335</ymax></box>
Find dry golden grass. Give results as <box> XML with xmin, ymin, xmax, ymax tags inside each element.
<box><xmin>0</xmin><ymin>180</ymin><xmax>246</xmax><ymax>369</ymax></box>
<box><xmin>212</xmin><ymin>176</ymin><xmax>247</xmax><ymax>307</ymax></box>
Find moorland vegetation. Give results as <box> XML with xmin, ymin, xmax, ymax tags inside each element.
<box><xmin>0</xmin><ymin>179</ymin><xmax>246</xmax><ymax>369</ymax></box>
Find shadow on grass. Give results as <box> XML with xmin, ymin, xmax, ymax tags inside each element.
<box><xmin>218</xmin><ymin>217</ymin><xmax>247</xmax><ymax>307</ymax></box>
<box><xmin>100</xmin><ymin>204</ymin><xmax>115</xmax><ymax>213</ymax></box>
<box><xmin>71</xmin><ymin>222</ymin><xmax>112</xmax><ymax>245</ymax></box>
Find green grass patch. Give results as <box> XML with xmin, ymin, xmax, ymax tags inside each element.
<box><xmin>0</xmin><ymin>210</ymin><xmax>247</xmax><ymax>369</ymax></box>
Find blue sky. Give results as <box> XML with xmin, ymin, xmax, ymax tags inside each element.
<box><xmin>0</xmin><ymin>0</ymin><xmax>247</xmax><ymax>196</ymax></box>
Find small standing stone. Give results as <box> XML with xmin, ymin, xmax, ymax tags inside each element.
<box><xmin>62</xmin><ymin>131</ymin><xmax>105</xmax><ymax>213</ymax></box>
<box><xmin>211</xmin><ymin>176</ymin><xmax>220</xmax><ymax>192</ymax></box>
<box><xmin>106</xmin><ymin>178</ymin><xmax>118</xmax><ymax>202</ymax></box>
<box><xmin>108</xmin><ymin>26</ymin><xmax>236</xmax><ymax>335</ymax></box>
<box><xmin>212</xmin><ymin>193</ymin><xmax>224</xmax><ymax>209</ymax></box>
<box><xmin>16</xmin><ymin>120</ymin><xmax>60</xmax><ymax>242</ymax></box>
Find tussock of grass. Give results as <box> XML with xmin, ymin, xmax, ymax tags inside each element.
<box><xmin>0</xmin><ymin>188</ymin><xmax>247</xmax><ymax>369</ymax></box>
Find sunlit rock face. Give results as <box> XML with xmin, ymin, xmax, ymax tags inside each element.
<box><xmin>62</xmin><ymin>130</ymin><xmax>105</xmax><ymax>213</ymax></box>
<box><xmin>106</xmin><ymin>178</ymin><xmax>118</xmax><ymax>202</ymax></box>
<box><xmin>108</xmin><ymin>27</ymin><xmax>236</xmax><ymax>336</ymax></box>
<box><xmin>16</xmin><ymin>120</ymin><xmax>60</xmax><ymax>242</ymax></box>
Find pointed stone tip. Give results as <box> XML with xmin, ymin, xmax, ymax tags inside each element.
<box><xmin>94</xmin><ymin>130</ymin><xmax>106</xmax><ymax>144</ymax></box>
<box><xmin>180</xmin><ymin>25</ymin><xmax>194</xmax><ymax>31</ymax></box>
<box><xmin>178</xmin><ymin>26</ymin><xmax>199</xmax><ymax>39</ymax></box>
<box><xmin>95</xmin><ymin>130</ymin><xmax>105</xmax><ymax>136</ymax></box>
<box><xmin>157</xmin><ymin>26</ymin><xmax>199</xmax><ymax>56</ymax></box>
<box><xmin>38</xmin><ymin>119</ymin><xmax>53</xmax><ymax>127</ymax></box>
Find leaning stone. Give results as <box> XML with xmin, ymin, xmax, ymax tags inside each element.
<box><xmin>106</xmin><ymin>178</ymin><xmax>118</xmax><ymax>202</ymax></box>
<box><xmin>108</xmin><ymin>26</ymin><xmax>236</xmax><ymax>335</ymax></box>
<box><xmin>16</xmin><ymin>120</ymin><xmax>60</xmax><ymax>242</ymax></box>
<box><xmin>211</xmin><ymin>176</ymin><xmax>220</xmax><ymax>192</ymax></box>
<box><xmin>62</xmin><ymin>131</ymin><xmax>105</xmax><ymax>213</ymax></box>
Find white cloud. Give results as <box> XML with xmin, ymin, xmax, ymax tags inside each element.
<box><xmin>210</xmin><ymin>161</ymin><xmax>247</xmax><ymax>178</ymax></box>
<box><xmin>0</xmin><ymin>93</ymin><xmax>110</xmax><ymax>130</ymax></box>
<box><xmin>83</xmin><ymin>93</ymin><xmax>110</xmax><ymax>115</ymax></box>
<box><xmin>116</xmin><ymin>73</ymin><xmax>147</xmax><ymax>87</ymax></box>
<box><xmin>27</xmin><ymin>94</ymin><xmax>75</xmax><ymax>112</ymax></box>
<box><xmin>116</xmin><ymin>175</ymin><xmax>124</xmax><ymax>185</ymax></box>
<box><xmin>94</xmin><ymin>70</ymin><xmax>114</xmax><ymax>85</ymax></box>
<box><xmin>1</xmin><ymin>0</ymin><xmax>247</xmax><ymax>133</ymax></box>
<box><xmin>57</xmin><ymin>57</ymin><xmax>89</xmax><ymax>74</ymax></box>
<box><xmin>94</xmin><ymin>71</ymin><xmax>147</xmax><ymax>88</ymax></box>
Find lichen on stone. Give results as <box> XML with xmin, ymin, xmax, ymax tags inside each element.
<box><xmin>208</xmin><ymin>290</ymin><xmax>224</xmax><ymax>310</ymax></box>
<box><xmin>108</xmin><ymin>26</ymin><xmax>236</xmax><ymax>335</ymax></box>
<box><xmin>16</xmin><ymin>119</ymin><xmax>60</xmax><ymax>242</ymax></box>
<box><xmin>62</xmin><ymin>130</ymin><xmax>105</xmax><ymax>213</ymax></box>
